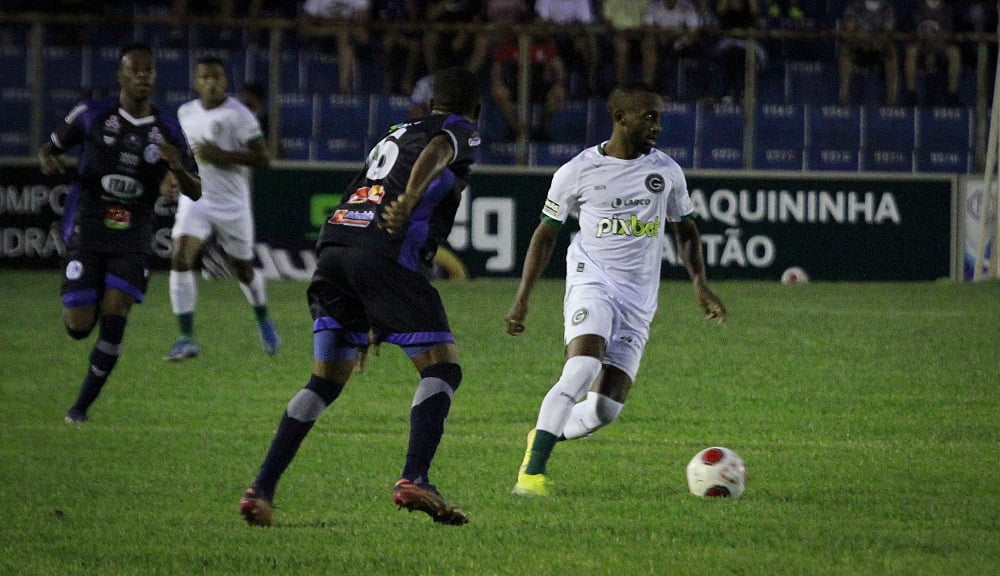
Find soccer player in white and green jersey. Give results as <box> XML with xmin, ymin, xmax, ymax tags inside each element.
<box><xmin>165</xmin><ymin>55</ymin><xmax>277</xmax><ymax>361</ymax></box>
<box><xmin>505</xmin><ymin>82</ymin><xmax>728</xmax><ymax>497</ymax></box>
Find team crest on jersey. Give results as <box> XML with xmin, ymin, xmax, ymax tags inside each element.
<box><xmin>124</xmin><ymin>133</ymin><xmax>142</xmax><ymax>150</ymax></box>
<box><xmin>211</xmin><ymin>120</ymin><xmax>223</xmax><ymax>136</ymax></box>
<box><xmin>143</xmin><ymin>144</ymin><xmax>160</xmax><ymax>164</ymax></box>
<box><xmin>571</xmin><ymin>308</ymin><xmax>588</xmax><ymax>325</ymax></box>
<box><xmin>103</xmin><ymin>115</ymin><xmax>121</xmax><ymax>134</ymax></box>
<box><xmin>147</xmin><ymin>126</ymin><xmax>163</xmax><ymax>144</ymax></box>
<box><xmin>645</xmin><ymin>173</ymin><xmax>665</xmax><ymax>194</ymax></box>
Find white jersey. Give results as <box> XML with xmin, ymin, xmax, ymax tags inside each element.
<box><xmin>177</xmin><ymin>96</ymin><xmax>263</xmax><ymax>215</ymax></box>
<box><xmin>542</xmin><ymin>142</ymin><xmax>693</xmax><ymax>316</ymax></box>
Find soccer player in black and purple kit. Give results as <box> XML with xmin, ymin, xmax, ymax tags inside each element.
<box><xmin>38</xmin><ymin>43</ymin><xmax>201</xmax><ymax>424</ymax></box>
<box><xmin>240</xmin><ymin>67</ymin><xmax>480</xmax><ymax>527</ymax></box>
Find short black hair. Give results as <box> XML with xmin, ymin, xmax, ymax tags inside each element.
<box><xmin>119</xmin><ymin>42</ymin><xmax>152</xmax><ymax>61</ymax></box>
<box><xmin>607</xmin><ymin>81</ymin><xmax>659</xmax><ymax>112</ymax></box>
<box><xmin>196</xmin><ymin>55</ymin><xmax>225</xmax><ymax>68</ymax></box>
<box><xmin>431</xmin><ymin>67</ymin><xmax>480</xmax><ymax>117</ymax></box>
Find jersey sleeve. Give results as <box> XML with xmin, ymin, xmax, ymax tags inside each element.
<box><xmin>541</xmin><ymin>161</ymin><xmax>581</xmax><ymax>224</ymax></box>
<box><xmin>234</xmin><ymin>101</ymin><xmax>265</xmax><ymax>146</ymax></box>
<box><xmin>664</xmin><ymin>159</ymin><xmax>693</xmax><ymax>222</ymax></box>
<box><xmin>440</xmin><ymin>115</ymin><xmax>480</xmax><ymax>167</ymax></box>
<box><xmin>48</xmin><ymin>101</ymin><xmax>89</xmax><ymax>153</ymax></box>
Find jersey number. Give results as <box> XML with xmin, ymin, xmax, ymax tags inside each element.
<box><xmin>365</xmin><ymin>127</ymin><xmax>406</xmax><ymax>181</ymax></box>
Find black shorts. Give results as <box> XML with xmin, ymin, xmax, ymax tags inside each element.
<box><xmin>307</xmin><ymin>245</ymin><xmax>454</xmax><ymax>348</ymax></box>
<box><xmin>61</xmin><ymin>245</ymin><xmax>151</xmax><ymax>308</ymax></box>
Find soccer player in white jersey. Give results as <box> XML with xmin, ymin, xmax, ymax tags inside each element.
<box><xmin>164</xmin><ymin>56</ymin><xmax>278</xmax><ymax>361</ymax></box>
<box><xmin>505</xmin><ymin>82</ymin><xmax>727</xmax><ymax>497</ymax></box>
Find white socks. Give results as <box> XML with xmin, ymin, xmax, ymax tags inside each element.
<box><xmin>535</xmin><ymin>355</ymin><xmax>603</xmax><ymax>437</ymax></box>
<box><xmin>239</xmin><ymin>271</ymin><xmax>268</xmax><ymax>307</ymax></box>
<box><xmin>169</xmin><ymin>270</ymin><xmax>196</xmax><ymax>315</ymax></box>
<box><xmin>562</xmin><ymin>391</ymin><xmax>624</xmax><ymax>440</ymax></box>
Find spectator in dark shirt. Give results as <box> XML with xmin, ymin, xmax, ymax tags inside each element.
<box><xmin>838</xmin><ymin>0</ymin><xmax>899</xmax><ymax>106</ymax></box>
<box><xmin>904</xmin><ymin>0</ymin><xmax>962</xmax><ymax>106</ymax></box>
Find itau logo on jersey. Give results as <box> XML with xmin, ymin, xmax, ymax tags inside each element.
<box><xmin>645</xmin><ymin>173</ymin><xmax>665</xmax><ymax>194</ymax></box>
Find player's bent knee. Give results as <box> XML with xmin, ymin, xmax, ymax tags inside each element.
<box><xmin>65</xmin><ymin>325</ymin><xmax>91</xmax><ymax>340</ymax></box>
<box><xmin>557</xmin><ymin>355</ymin><xmax>603</xmax><ymax>401</ymax></box>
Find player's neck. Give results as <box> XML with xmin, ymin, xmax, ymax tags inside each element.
<box><xmin>119</xmin><ymin>95</ymin><xmax>152</xmax><ymax>118</ymax></box>
<box><xmin>601</xmin><ymin>139</ymin><xmax>643</xmax><ymax>160</ymax></box>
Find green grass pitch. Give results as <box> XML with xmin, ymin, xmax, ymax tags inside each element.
<box><xmin>1</xmin><ymin>270</ymin><xmax>998</xmax><ymax>575</ymax></box>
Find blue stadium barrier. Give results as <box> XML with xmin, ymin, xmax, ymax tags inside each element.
<box><xmin>696</xmin><ymin>102</ymin><xmax>744</xmax><ymax>169</ymax></box>
<box><xmin>315</xmin><ymin>137</ymin><xmax>366</xmax><ymax>162</ymax></box>
<box><xmin>370</xmin><ymin>94</ymin><xmax>411</xmax><ymax>137</ymax></box>
<box><xmin>805</xmin><ymin>104</ymin><xmax>861</xmax><ymax>149</ymax></box>
<box><xmin>0</xmin><ymin>44</ymin><xmax>28</xmax><ymax>89</ymax></box>
<box><xmin>546</xmin><ymin>100</ymin><xmax>588</xmax><ymax>143</ymax></box>
<box><xmin>586</xmin><ymin>98</ymin><xmax>613</xmax><ymax>146</ymax></box>
<box><xmin>153</xmin><ymin>47</ymin><xmax>191</xmax><ymax>92</ymax></box>
<box><xmin>90</xmin><ymin>45</ymin><xmax>124</xmax><ymax>93</ymax></box>
<box><xmin>532</xmin><ymin>142</ymin><xmax>582</xmax><ymax>167</ymax></box>
<box><xmin>916</xmin><ymin>106</ymin><xmax>973</xmax><ymax>152</ymax></box>
<box><xmin>786</xmin><ymin>60</ymin><xmax>839</xmax><ymax>105</ymax></box>
<box><xmin>44</xmin><ymin>45</ymin><xmax>85</xmax><ymax>90</ymax></box>
<box><xmin>0</xmin><ymin>87</ymin><xmax>32</xmax><ymax>156</ymax></box>
<box><xmin>316</xmin><ymin>94</ymin><xmax>371</xmax><ymax>140</ymax></box>
<box><xmin>43</xmin><ymin>88</ymin><xmax>84</xmax><ymax>133</ymax></box>
<box><xmin>915</xmin><ymin>150</ymin><xmax>973</xmax><ymax>174</ymax></box>
<box><xmin>861</xmin><ymin>148</ymin><xmax>914</xmax><ymax>172</ymax></box>
<box><xmin>754</xmin><ymin>103</ymin><xmax>806</xmax><ymax>169</ymax></box>
<box><xmin>661</xmin><ymin>102</ymin><xmax>697</xmax><ymax>168</ymax></box>
<box><xmin>279</xmin><ymin>92</ymin><xmax>317</xmax><ymax>140</ymax></box>
<box><xmin>279</xmin><ymin>137</ymin><xmax>312</xmax><ymax>161</ymax></box>
<box><xmin>246</xmin><ymin>47</ymin><xmax>300</xmax><ymax>92</ymax></box>
<box><xmin>862</xmin><ymin>106</ymin><xmax>915</xmax><ymax>150</ymax></box>
<box><xmin>806</xmin><ymin>147</ymin><xmax>860</xmax><ymax>171</ymax></box>
<box><xmin>299</xmin><ymin>49</ymin><xmax>341</xmax><ymax>95</ymax></box>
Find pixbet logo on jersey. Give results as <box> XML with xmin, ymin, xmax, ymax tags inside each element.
<box><xmin>595</xmin><ymin>215</ymin><xmax>660</xmax><ymax>238</ymax></box>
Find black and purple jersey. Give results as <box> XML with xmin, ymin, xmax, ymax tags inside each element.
<box><xmin>316</xmin><ymin>113</ymin><xmax>480</xmax><ymax>272</ymax></box>
<box><xmin>49</xmin><ymin>97</ymin><xmax>196</xmax><ymax>253</ymax></box>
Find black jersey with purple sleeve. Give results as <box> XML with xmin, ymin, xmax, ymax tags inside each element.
<box><xmin>316</xmin><ymin>113</ymin><xmax>479</xmax><ymax>271</ymax></box>
<box><xmin>50</xmin><ymin>97</ymin><xmax>196</xmax><ymax>253</ymax></box>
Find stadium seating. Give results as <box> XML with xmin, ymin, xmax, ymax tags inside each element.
<box><xmin>532</xmin><ymin>142</ymin><xmax>582</xmax><ymax>167</ymax></box>
<box><xmin>43</xmin><ymin>89</ymin><xmax>83</xmax><ymax>133</ymax></box>
<box><xmin>661</xmin><ymin>102</ymin><xmax>697</xmax><ymax>169</ymax></box>
<box><xmin>153</xmin><ymin>47</ymin><xmax>191</xmax><ymax>93</ymax></box>
<box><xmin>804</xmin><ymin>103</ymin><xmax>862</xmax><ymax>170</ymax></box>
<box><xmin>546</xmin><ymin>100</ymin><xmax>588</xmax><ymax>143</ymax></box>
<box><xmin>696</xmin><ymin>103</ymin><xmax>744</xmax><ymax>169</ymax></box>
<box><xmin>369</xmin><ymin>94</ymin><xmax>411</xmax><ymax>137</ymax></box>
<box><xmin>44</xmin><ymin>45</ymin><xmax>85</xmax><ymax>90</ymax></box>
<box><xmin>754</xmin><ymin>103</ymin><xmax>806</xmax><ymax>170</ymax></box>
<box><xmin>316</xmin><ymin>94</ymin><xmax>371</xmax><ymax>142</ymax></box>
<box><xmin>914</xmin><ymin>106</ymin><xmax>973</xmax><ymax>173</ymax></box>
<box><xmin>785</xmin><ymin>60</ymin><xmax>839</xmax><ymax>106</ymax></box>
<box><xmin>0</xmin><ymin>88</ymin><xmax>32</xmax><ymax>157</ymax></box>
<box><xmin>0</xmin><ymin>44</ymin><xmax>28</xmax><ymax>89</ymax></box>
<box><xmin>278</xmin><ymin>92</ymin><xmax>317</xmax><ymax>141</ymax></box>
<box><xmin>860</xmin><ymin>106</ymin><xmax>916</xmax><ymax>172</ymax></box>
<box><xmin>315</xmin><ymin>137</ymin><xmax>365</xmax><ymax>162</ymax></box>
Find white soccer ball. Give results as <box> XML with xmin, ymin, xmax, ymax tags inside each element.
<box><xmin>685</xmin><ymin>446</ymin><xmax>747</xmax><ymax>498</ymax></box>
<box><xmin>780</xmin><ymin>266</ymin><xmax>809</xmax><ymax>285</ymax></box>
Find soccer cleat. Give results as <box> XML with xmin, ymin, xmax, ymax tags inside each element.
<box><xmin>392</xmin><ymin>479</ymin><xmax>469</xmax><ymax>525</ymax></box>
<box><xmin>239</xmin><ymin>487</ymin><xmax>274</xmax><ymax>527</ymax></box>
<box><xmin>64</xmin><ymin>409</ymin><xmax>87</xmax><ymax>424</ymax></box>
<box><xmin>512</xmin><ymin>473</ymin><xmax>550</xmax><ymax>497</ymax></box>
<box><xmin>164</xmin><ymin>338</ymin><xmax>200</xmax><ymax>361</ymax></box>
<box><xmin>258</xmin><ymin>319</ymin><xmax>280</xmax><ymax>355</ymax></box>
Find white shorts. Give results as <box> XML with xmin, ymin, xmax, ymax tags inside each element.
<box><xmin>171</xmin><ymin>198</ymin><xmax>255</xmax><ymax>261</ymax></box>
<box><xmin>563</xmin><ymin>282</ymin><xmax>649</xmax><ymax>382</ymax></box>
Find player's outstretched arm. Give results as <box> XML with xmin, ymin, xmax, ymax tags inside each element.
<box><xmin>506</xmin><ymin>220</ymin><xmax>560</xmax><ymax>336</ymax></box>
<box><xmin>671</xmin><ymin>218</ymin><xmax>727</xmax><ymax>324</ymax></box>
